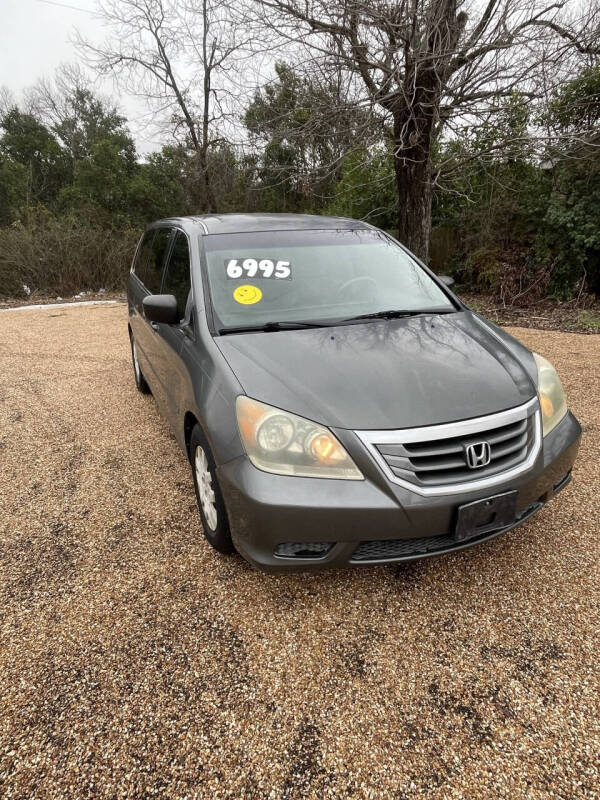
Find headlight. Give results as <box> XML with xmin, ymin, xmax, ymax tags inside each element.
<box><xmin>236</xmin><ymin>396</ymin><xmax>363</xmax><ymax>479</ymax></box>
<box><xmin>533</xmin><ymin>353</ymin><xmax>568</xmax><ymax>436</ymax></box>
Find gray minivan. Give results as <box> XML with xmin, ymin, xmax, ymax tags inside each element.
<box><xmin>127</xmin><ymin>214</ymin><xmax>581</xmax><ymax>571</ymax></box>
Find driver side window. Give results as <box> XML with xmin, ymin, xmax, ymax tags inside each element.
<box><xmin>162</xmin><ymin>231</ymin><xmax>191</xmax><ymax>321</ymax></box>
<box><xmin>145</xmin><ymin>228</ymin><xmax>172</xmax><ymax>294</ymax></box>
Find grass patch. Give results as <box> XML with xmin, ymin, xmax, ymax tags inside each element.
<box><xmin>579</xmin><ymin>310</ymin><xmax>600</xmax><ymax>332</ymax></box>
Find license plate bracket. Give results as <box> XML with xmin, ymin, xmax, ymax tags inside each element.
<box><xmin>455</xmin><ymin>491</ymin><xmax>517</xmax><ymax>543</ymax></box>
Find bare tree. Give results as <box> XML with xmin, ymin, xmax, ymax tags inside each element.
<box><xmin>0</xmin><ymin>86</ymin><xmax>16</xmax><ymax>122</ymax></box>
<box><xmin>77</xmin><ymin>0</ymin><xmax>257</xmax><ymax>213</ymax></box>
<box><xmin>25</xmin><ymin>64</ymin><xmax>127</xmax><ymax>163</ymax></box>
<box><xmin>256</xmin><ymin>0</ymin><xmax>600</xmax><ymax>260</ymax></box>
<box><xmin>26</xmin><ymin>65</ymin><xmax>90</xmax><ymax>130</ymax></box>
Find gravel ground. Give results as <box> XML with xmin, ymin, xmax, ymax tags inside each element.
<box><xmin>0</xmin><ymin>304</ymin><xmax>598</xmax><ymax>799</ymax></box>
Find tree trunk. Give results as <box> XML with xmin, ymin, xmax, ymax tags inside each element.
<box><xmin>394</xmin><ymin>153</ymin><xmax>433</xmax><ymax>262</ymax></box>
<box><xmin>392</xmin><ymin>117</ymin><xmax>433</xmax><ymax>263</ymax></box>
<box><xmin>200</xmin><ymin>0</ymin><xmax>217</xmax><ymax>214</ymax></box>
<box><xmin>199</xmin><ymin>140</ymin><xmax>217</xmax><ymax>214</ymax></box>
<box><xmin>394</xmin><ymin>152</ymin><xmax>432</xmax><ymax>262</ymax></box>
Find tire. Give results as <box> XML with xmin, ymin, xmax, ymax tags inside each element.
<box><xmin>190</xmin><ymin>424</ymin><xmax>235</xmax><ymax>554</ymax></box>
<box><xmin>130</xmin><ymin>332</ymin><xmax>151</xmax><ymax>394</ymax></box>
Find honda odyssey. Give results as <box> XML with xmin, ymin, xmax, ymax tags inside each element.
<box><xmin>127</xmin><ymin>214</ymin><xmax>581</xmax><ymax>571</ymax></box>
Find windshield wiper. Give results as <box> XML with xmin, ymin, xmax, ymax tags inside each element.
<box><xmin>218</xmin><ymin>307</ymin><xmax>457</xmax><ymax>334</ymax></box>
<box><xmin>344</xmin><ymin>307</ymin><xmax>455</xmax><ymax>322</ymax></box>
<box><xmin>218</xmin><ymin>320</ymin><xmax>337</xmax><ymax>335</ymax></box>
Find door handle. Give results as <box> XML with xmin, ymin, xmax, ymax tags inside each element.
<box><xmin>150</xmin><ymin>321</ymin><xmax>160</xmax><ymax>332</ymax></box>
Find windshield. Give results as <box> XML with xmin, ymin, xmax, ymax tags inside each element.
<box><xmin>202</xmin><ymin>228</ymin><xmax>455</xmax><ymax>331</ymax></box>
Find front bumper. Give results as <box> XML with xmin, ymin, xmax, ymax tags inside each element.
<box><xmin>217</xmin><ymin>411</ymin><xmax>581</xmax><ymax>572</ymax></box>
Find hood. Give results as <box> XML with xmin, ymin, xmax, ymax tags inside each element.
<box><xmin>215</xmin><ymin>311</ymin><xmax>538</xmax><ymax>430</ymax></box>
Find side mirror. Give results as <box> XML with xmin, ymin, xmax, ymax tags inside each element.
<box><xmin>438</xmin><ymin>275</ymin><xmax>455</xmax><ymax>287</ymax></box>
<box><xmin>143</xmin><ymin>294</ymin><xmax>180</xmax><ymax>325</ymax></box>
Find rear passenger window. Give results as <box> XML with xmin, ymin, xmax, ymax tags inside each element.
<box><xmin>132</xmin><ymin>230</ymin><xmax>154</xmax><ymax>283</ymax></box>
<box><xmin>145</xmin><ymin>228</ymin><xmax>172</xmax><ymax>293</ymax></box>
<box><xmin>162</xmin><ymin>232</ymin><xmax>191</xmax><ymax>320</ymax></box>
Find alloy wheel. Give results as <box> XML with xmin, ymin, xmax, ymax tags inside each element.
<box><xmin>132</xmin><ymin>340</ymin><xmax>141</xmax><ymax>383</ymax></box>
<box><xmin>195</xmin><ymin>445</ymin><xmax>218</xmax><ymax>531</ymax></box>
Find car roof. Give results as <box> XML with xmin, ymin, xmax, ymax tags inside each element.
<box><xmin>151</xmin><ymin>213</ymin><xmax>373</xmax><ymax>235</ymax></box>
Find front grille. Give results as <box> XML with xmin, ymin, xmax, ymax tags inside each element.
<box><xmin>356</xmin><ymin>400</ymin><xmax>541</xmax><ymax>494</ymax></box>
<box><xmin>351</xmin><ymin>502</ymin><xmax>542</xmax><ymax>562</ymax></box>
<box><xmin>376</xmin><ymin>416</ymin><xmax>535</xmax><ymax>487</ymax></box>
<box><xmin>352</xmin><ymin>534</ymin><xmax>453</xmax><ymax>561</ymax></box>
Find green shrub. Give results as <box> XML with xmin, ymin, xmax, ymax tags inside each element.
<box><xmin>537</xmin><ymin>156</ymin><xmax>600</xmax><ymax>298</ymax></box>
<box><xmin>0</xmin><ymin>215</ymin><xmax>140</xmax><ymax>298</ymax></box>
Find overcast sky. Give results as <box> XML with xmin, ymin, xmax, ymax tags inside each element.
<box><xmin>0</xmin><ymin>0</ymin><xmax>161</xmax><ymax>153</ymax></box>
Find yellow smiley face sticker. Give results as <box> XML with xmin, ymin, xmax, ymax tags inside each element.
<box><xmin>233</xmin><ymin>284</ymin><xmax>263</xmax><ymax>305</ymax></box>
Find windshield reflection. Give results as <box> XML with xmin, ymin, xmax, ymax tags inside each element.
<box><xmin>203</xmin><ymin>228</ymin><xmax>455</xmax><ymax>332</ymax></box>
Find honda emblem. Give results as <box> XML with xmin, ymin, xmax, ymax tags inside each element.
<box><xmin>465</xmin><ymin>441</ymin><xmax>491</xmax><ymax>469</ymax></box>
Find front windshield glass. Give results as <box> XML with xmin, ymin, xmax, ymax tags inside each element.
<box><xmin>202</xmin><ymin>228</ymin><xmax>455</xmax><ymax>330</ymax></box>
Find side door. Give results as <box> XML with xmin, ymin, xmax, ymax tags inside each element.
<box><xmin>133</xmin><ymin>226</ymin><xmax>174</xmax><ymax>403</ymax></box>
<box><xmin>155</xmin><ymin>229</ymin><xmax>194</xmax><ymax>433</ymax></box>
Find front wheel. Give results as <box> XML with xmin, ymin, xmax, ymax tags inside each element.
<box><xmin>190</xmin><ymin>425</ymin><xmax>235</xmax><ymax>554</ymax></box>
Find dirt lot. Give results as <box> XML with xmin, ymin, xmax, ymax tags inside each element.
<box><xmin>0</xmin><ymin>304</ymin><xmax>598</xmax><ymax>799</ymax></box>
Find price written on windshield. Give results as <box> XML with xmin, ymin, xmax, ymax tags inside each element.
<box><xmin>225</xmin><ymin>258</ymin><xmax>292</xmax><ymax>280</ymax></box>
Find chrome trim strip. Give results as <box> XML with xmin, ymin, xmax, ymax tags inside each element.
<box><xmin>358</xmin><ymin>397</ymin><xmax>539</xmax><ymax>445</ymax></box>
<box><xmin>355</xmin><ymin>398</ymin><xmax>541</xmax><ymax>497</ymax></box>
